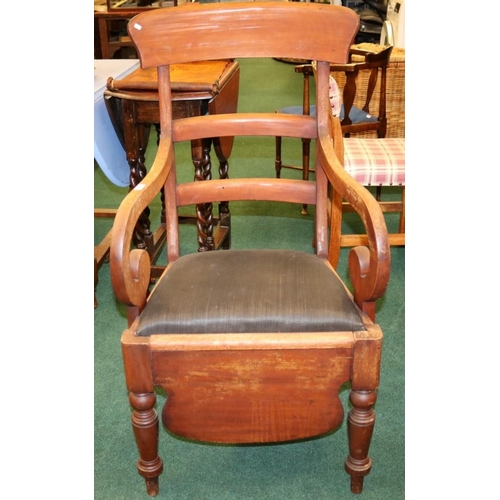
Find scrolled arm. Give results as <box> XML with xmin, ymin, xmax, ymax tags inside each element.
<box><xmin>110</xmin><ymin>137</ymin><xmax>174</xmax><ymax>313</ymax></box>
<box><xmin>317</xmin><ymin>119</ymin><xmax>390</xmax><ymax>318</ymax></box>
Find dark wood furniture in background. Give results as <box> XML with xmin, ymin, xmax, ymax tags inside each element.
<box><xmin>104</xmin><ymin>60</ymin><xmax>240</xmax><ymax>276</ymax></box>
<box><xmin>95</xmin><ymin>10</ymin><xmax>143</xmax><ymax>59</ymax></box>
<box><xmin>275</xmin><ymin>44</ymin><xmax>393</xmax><ymax>211</ymax></box>
<box><xmin>94</xmin><ymin>1</ymin><xmax>183</xmax><ymax>59</ymax></box>
<box><xmin>94</xmin><ymin>58</ymin><xmax>140</xmax><ymax>308</ymax></box>
<box><xmin>110</xmin><ymin>3</ymin><xmax>390</xmax><ymax>497</ymax></box>
<box><xmin>274</xmin><ymin>42</ymin><xmax>404</xmax><ymax>246</ymax></box>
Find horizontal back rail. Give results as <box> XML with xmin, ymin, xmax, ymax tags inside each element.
<box><xmin>172</xmin><ymin>113</ymin><xmax>317</xmax><ymax>143</ymax></box>
<box><xmin>128</xmin><ymin>3</ymin><xmax>359</xmax><ymax>67</ymax></box>
<box><xmin>176</xmin><ymin>178</ymin><xmax>317</xmax><ymax>207</ymax></box>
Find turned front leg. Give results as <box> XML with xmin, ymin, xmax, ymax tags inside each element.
<box><xmin>345</xmin><ymin>389</ymin><xmax>377</xmax><ymax>494</ymax></box>
<box><xmin>129</xmin><ymin>392</ymin><xmax>164</xmax><ymax>497</ymax></box>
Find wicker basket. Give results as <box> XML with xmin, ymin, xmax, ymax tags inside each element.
<box><xmin>331</xmin><ymin>44</ymin><xmax>405</xmax><ymax>138</ymax></box>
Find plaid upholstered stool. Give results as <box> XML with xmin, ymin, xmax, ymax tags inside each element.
<box><xmin>342</xmin><ymin>137</ymin><xmax>405</xmax><ymax>247</ymax></box>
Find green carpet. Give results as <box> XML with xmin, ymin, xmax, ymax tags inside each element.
<box><xmin>94</xmin><ymin>57</ymin><xmax>404</xmax><ymax>499</ymax></box>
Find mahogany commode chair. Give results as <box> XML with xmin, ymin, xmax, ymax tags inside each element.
<box><xmin>110</xmin><ymin>2</ymin><xmax>391</xmax><ymax>496</ymax></box>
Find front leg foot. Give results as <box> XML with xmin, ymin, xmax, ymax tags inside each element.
<box><xmin>345</xmin><ymin>390</ymin><xmax>377</xmax><ymax>493</ymax></box>
<box><xmin>129</xmin><ymin>392</ymin><xmax>164</xmax><ymax>496</ymax></box>
<box><xmin>145</xmin><ymin>477</ymin><xmax>160</xmax><ymax>497</ymax></box>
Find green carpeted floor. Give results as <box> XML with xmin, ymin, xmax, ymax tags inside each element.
<box><xmin>94</xmin><ymin>57</ymin><xmax>404</xmax><ymax>499</ymax></box>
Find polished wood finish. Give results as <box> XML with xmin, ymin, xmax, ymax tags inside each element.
<box><xmin>104</xmin><ymin>60</ymin><xmax>240</xmax><ymax>275</ymax></box>
<box><xmin>95</xmin><ymin>60</ymin><xmax>239</xmax><ymax>306</ymax></box>
<box><xmin>110</xmin><ymin>3</ymin><xmax>390</xmax><ymax>496</ymax></box>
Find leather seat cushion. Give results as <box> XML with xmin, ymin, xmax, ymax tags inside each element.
<box><xmin>137</xmin><ymin>249</ymin><xmax>365</xmax><ymax>336</ymax></box>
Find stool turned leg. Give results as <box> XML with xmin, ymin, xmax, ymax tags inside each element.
<box><xmin>129</xmin><ymin>392</ymin><xmax>164</xmax><ymax>497</ymax></box>
<box><xmin>345</xmin><ymin>390</ymin><xmax>377</xmax><ymax>494</ymax></box>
